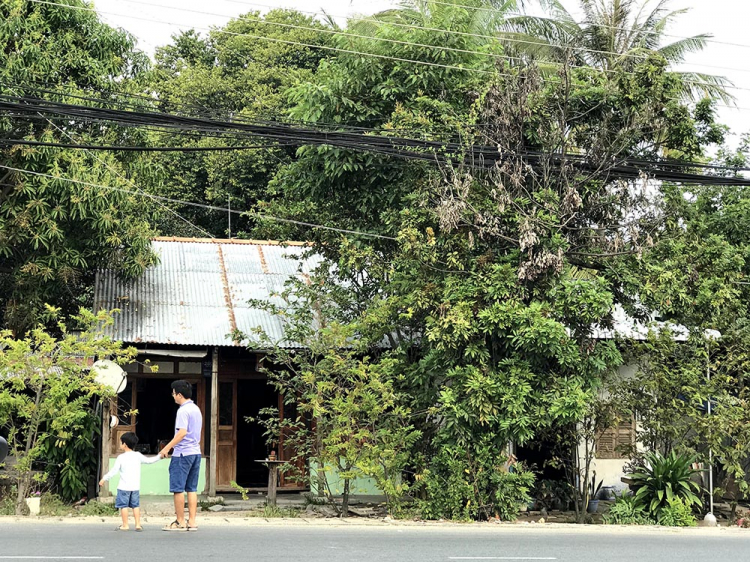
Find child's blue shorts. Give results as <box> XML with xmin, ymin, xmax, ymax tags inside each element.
<box><xmin>115</xmin><ymin>489</ymin><xmax>140</xmax><ymax>509</ymax></box>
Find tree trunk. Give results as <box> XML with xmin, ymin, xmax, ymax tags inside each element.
<box><xmin>15</xmin><ymin>473</ymin><xmax>30</xmax><ymax>516</ymax></box>
<box><xmin>341</xmin><ymin>478</ymin><xmax>351</xmax><ymax>518</ymax></box>
<box><xmin>16</xmin><ymin>385</ymin><xmax>43</xmax><ymax>515</ymax></box>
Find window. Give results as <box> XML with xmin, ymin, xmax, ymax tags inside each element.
<box><xmin>179</xmin><ymin>361</ymin><xmax>202</xmax><ymax>374</ymax></box>
<box><xmin>596</xmin><ymin>418</ymin><xmax>635</xmax><ymax>459</ymax></box>
<box><xmin>219</xmin><ymin>382</ymin><xmax>233</xmax><ymax>426</ymax></box>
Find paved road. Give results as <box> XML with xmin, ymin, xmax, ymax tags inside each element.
<box><xmin>0</xmin><ymin>520</ymin><xmax>747</xmax><ymax>562</ymax></box>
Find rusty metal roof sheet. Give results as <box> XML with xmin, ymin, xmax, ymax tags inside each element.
<box><xmin>94</xmin><ymin>238</ymin><xmax>318</xmax><ymax>348</ymax></box>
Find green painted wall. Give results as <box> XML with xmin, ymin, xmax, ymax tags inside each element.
<box><xmin>107</xmin><ymin>457</ymin><xmax>206</xmax><ymax>495</ymax></box>
<box><xmin>308</xmin><ymin>465</ymin><xmax>383</xmax><ymax>496</ymax></box>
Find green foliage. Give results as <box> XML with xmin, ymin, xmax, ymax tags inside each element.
<box><xmin>655</xmin><ymin>497</ymin><xmax>697</xmax><ymax>527</ymax></box>
<box><xmin>0</xmin><ymin>486</ymin><xmax>15</xmax><ymax>515</ymax></box>
<box><xmin>230</xmin><ymin>480</ymin><xmax>250</xmax><ymax>501</ymax></box>
<box><xmin>40</xmin><ymin>492</ymin><xmax>69</xmax><ymax>516</ymax></box>
<box><xmin>248</xmin><ymin>270</ymin><xmax>420</xmax><ymax>517</ymax></box>
<box><xmin>138</xmin><ymin>10</ymin><xmax>332</xmax><ymax>237</ymax></box>
<box><xmin>419</xmin><ymin>441</ymin><xmax>535</xmax><ymax>521</ymax></box>
<box><xmin>0</xmin><ymin>0</ymin><xmax>156</xmax><ymax>331</ymax></box>
<box><xmin>39</xmin><ymin>410</ymin><xmax>99</xmax><ymax>502</ymax></box>
<box><xmin>76</xmin><ymin>499</ymin><xmax>117</xmax><ymax>517</ymax></box>
<box><xmin>603</xmin><ymin>493</ymin><xmax>652</xmax><ymax>525</ymax></box>
<box><xmin>630</xmin><ymin>451</ymin><xmax>702</xmax><ymax>517</ymax></box>
<box><xmin>0</xmin><ymin>307</ymin><xmax>137</xmax><ymax>515</ymax></box>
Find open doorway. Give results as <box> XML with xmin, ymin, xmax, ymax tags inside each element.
<box><xmin>133</xmin><ymin>379</ymin><xmax>200</xmax><ymax>455</ymax></box>
<box><xmin>235</xmin><ymin>379</ymin><xmax>277</xmax><ymax>487</ymax></box>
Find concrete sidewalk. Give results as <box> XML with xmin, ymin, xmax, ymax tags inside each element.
<box><xmin>99</xmin><ymin>492</ymin><xmax>387</xmax><ymax>516</ymax></box>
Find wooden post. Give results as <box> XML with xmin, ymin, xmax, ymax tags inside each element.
<box><xmin>209</xmin><ymin>347</ymin><xmax>219</xmax><ymax>497</ymax></box>
<box><xmin>267</xmin><ymin>465</ymin><xmax>278</xmax><ymax>507</ymax></box>
<box><xmin>100</xmin><ymin>399</ymin><xmax>111</xmax><ymax>497</ymax></box>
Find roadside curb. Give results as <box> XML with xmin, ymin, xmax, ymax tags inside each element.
<box><xmin>0</xmin><ymin>515</ymin><xmax>747</xmax><ymax>534</ymax></box>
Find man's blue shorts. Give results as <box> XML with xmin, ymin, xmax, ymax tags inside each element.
<box><xmin>115</xmin><ymin>489</ymin><xmax>140</xmax><ymax>509</ymax></box>
<box><xmin>169</xmin><ymin>454</ymin><xmax>201</xmax><ymax>493</ymax></box>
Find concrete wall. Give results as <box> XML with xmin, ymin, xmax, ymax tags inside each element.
<box><xmin>578</xmin><ymin>362</ymin><xmax>641</xmax><ymax>492</ymax></box>
<box><xmin>308</xmin><ymin>465</ymin><xmax>383</xmax><ymax>497</ymax></box>
<box><xmin>107</xmin><ymin>457</ymin><xmax>206</xmax><ymax>495</ymax></box>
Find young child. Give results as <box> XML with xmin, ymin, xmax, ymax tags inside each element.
<box><xmin>99</xmin><ymin>432</ymin><xmax>162</xmax><ymax>531</ymax></box>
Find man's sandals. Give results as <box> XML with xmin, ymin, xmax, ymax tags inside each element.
<box><xmin>162</xmin><ymin>520</ymin><xmax>198</xmax><ymax>531</ymax></box>
<box><xmin>162</xmin><ymin>520</ymin><xmax>186</xmax><ymax>531</ymax></box>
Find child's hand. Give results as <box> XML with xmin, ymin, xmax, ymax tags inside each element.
<box><xmin>98</xmin><ymin>480</ymin><xmax>105</xmax><ymax>487</ymax></box>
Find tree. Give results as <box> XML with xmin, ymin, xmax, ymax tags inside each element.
<box><xmin>251</xmin><ymin>0</ymin><xmax>723</xmax><ymax>518</ymax></box>
<box><xmin>0</xmin><ymin>307</ymin><xmax>136</xmax><ymax>515</ymax></box>
<box><xmin>504</xmin><ymin>0</ymin><xmax>732</xmax><ymax>102</ymax></box>
<box><xmin>247</xmin><ymin>270</ymin><xmax>420</xmax><ymax>516</ymax></box>
<box><xmin>136</xmin><ymin>10</ymin><xmax>332</xmax><ymax>237</ymax></box>
<box><xmin>0</xmin><ymin>0</ymin><xmax>157</xmax><ymax>333</ymax></box>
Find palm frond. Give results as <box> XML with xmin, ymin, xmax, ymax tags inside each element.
<box><xmin>672</xmin><ymin>71</ymin><xmax>735</xmax><ymax>105</ymax></box>
<box><xmin>657</xmin><ymin>34</ymin><xmax>711</xmax><ymax>64</ymax></box>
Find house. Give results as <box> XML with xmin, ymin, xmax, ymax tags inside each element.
<box><xmin>95</xmin><ymin>237</ymin><xmax>708</xmax><ymax>501</ymax></box>
<box><xmin>93</xmin><ymin>236</ymin><xmax>322</xmax><ymax>496</ymax></box>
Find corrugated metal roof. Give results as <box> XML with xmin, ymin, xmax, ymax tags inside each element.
<box><xmin>94</xmin><ymin>238</ymin><xmax>317</xmax><ymax>347</ymax></box>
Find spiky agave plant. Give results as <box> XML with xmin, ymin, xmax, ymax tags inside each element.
<box><xmin>629</xmin><ymin>451</ymin><xmax>703</xmax><ymax>516</ymax></box>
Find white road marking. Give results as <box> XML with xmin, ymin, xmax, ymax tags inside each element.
<box><xmin>449</xmin><ymin>558</ymin><xmax>557</xmax><ymax>560</ymax></box>
<box><xmin>0</xmin><ymin>556</ymin><xmax>104</xmax><ymax>560</ymax></box>
<box><xmin>0</xmin><ymin>558</ymin><xmax>104</xmax><ymax>560</ymax></box>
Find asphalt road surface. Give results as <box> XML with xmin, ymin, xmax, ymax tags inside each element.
<box><xmin>0</xmin><ymin>520</ymin><xmax>747</xmax><ymax>562</ymax></box>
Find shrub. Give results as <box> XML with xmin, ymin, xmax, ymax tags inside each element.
<box><xmin>603</xmin><ymin>493</ymin><xmax>652</xmax><ymax>525</ymax></box>
<box><xmin>656</xmin><ymin>497</ymin><xmax>697</xmax><ymax>527</ymax></box>
<box><xmin>629</xmin><ymin>451</ymin><xmax>702</xmax><ymax>517</ymax></box>
<box><xmin>76</xmin><ymin>500</ymin><xmax>117</xmax><ymax>517</ymax></box>
<box><xmin>40</xmin><ymin>493</ymin><xmax>70</xmax><ymax>516</ymax></box>
<box><xmin>419</xmin><ymin>443</ymin><xmax>535</xmax><ymax>521</ymax></box>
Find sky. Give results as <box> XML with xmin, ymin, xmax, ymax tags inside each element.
<box><xmin>91</xmin><ymin>0</ymin><xmax>750</xmax><ymax>145</ymax></box>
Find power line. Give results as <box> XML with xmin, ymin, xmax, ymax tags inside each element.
<box><xmin>28</xmin><ymin>0</ymin><xmax>748</xmax><ymax>111</ymax></box>
<box><xmin>5</xmin><ymin>93</ymin><xmax>750</xmax><ymax>185</ymax></box>
<box><xmin>352</xmin><ymin>0</ymin><xmax>750</xmax><ymax>53</ymax></box>
<box><xmin>0</xmin><ymin>138</ymin><xmax>291</xmax><ymax>152</ymax></box>
<box><xmin>0</xmin><ymin>164</ymin><xmax>399</xmax><ymax>241</ymax></box>
<box><xmin>224</xmin><ymin>0</ymin><xmax>750</xmax><ymax>76</ymax></box>
<box><xmin>0</xmin><ymin>78</ymin><xmax>457</xmax><ymax>139</ymax></box>
<box><xmin>71</xmin><ymin>0</ymin><xmax>750</xmax><ymax>96</ymax></box>
<box><xmin>28</xmin><ymin>0</ymin><xmax>497</xmax><ymax>76</ymax></box>
<box><xmin>39</xmin><ymin>115</ymin><xmax>216</xmax><ymax>239</ymax></box>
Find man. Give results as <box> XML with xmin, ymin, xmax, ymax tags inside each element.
<box><xmin>159</xmin><ymin>380</ymin><xmax>202</xmax><ymax>531</ymax></box>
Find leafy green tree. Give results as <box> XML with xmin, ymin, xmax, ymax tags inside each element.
<box><xmin>247</xmin><ymin>270</ymin><xmax>420</xmax><ymax>516</ymax></box>
<box><xmin>137</xmin><ymin>10</ymin><xmax>332</xmax><ymax>237</ymax></box>
<box><xmin>0</xmin><ymin>0</ymin><xmax>156</xmax><ymax>333</ymax></box>
<box><xmin>0</xmin><ymin>307</ymin><xmax>137</xmax><ymax>515</ymax></box>
<box><xmin>253</xmin><ymin>0</ymin><xmax>723</xmax><ymax>518</ymax></box>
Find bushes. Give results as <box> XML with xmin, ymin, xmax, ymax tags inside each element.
<box><xmin>656</xmin><ymin>497</ymin><xmax>697</xmax><ymax>527</ymax></box>
<box><xmin>604</xmin><ymin>493</ymin><xmax>697</xmax><ymax>527</ymax></box>
<box><xmin>419</xmin><ymin>443</ymin><xmax>534</xmax><ymax>521</ymax></box>
<box><xmin>603</xmin><ymin>493</ymin><xmax>652</xmax><ymax>525</ymax></box>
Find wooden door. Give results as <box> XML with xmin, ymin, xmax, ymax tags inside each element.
<box><xmin>217</xmin><ymin>380</ymin><xmax>237</xmax><ymax>488</ymax></box>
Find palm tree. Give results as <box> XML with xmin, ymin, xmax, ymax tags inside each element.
<box><xmin>503</xmin><ymin>0</ymin><xmax>733</xmax><ymax>102</ymax></box>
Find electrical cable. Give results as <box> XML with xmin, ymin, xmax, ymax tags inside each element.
<box><xmin>0</xmin><ymin>164</ymin><xmax>400</xmax><ymax>241</ymax></box>
<box><xmin>4</xmin><ymin>93</ymin><xmax>750</xmax><ymax>186</ymax></box>
<box><xmin>0</xmin><ymin>138</ymin><xmax>293</xmax><ymax>152</ymax></box>
<box><xmin>39</xmin><ymin>0</ymin><xmax>749</xmax><ymax>96</ymax></box>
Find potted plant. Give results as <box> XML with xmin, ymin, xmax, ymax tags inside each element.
<box><xmin>587</xmin><ymin>478</ymin><xmax>603</xmax><ymax>513</ymax></box>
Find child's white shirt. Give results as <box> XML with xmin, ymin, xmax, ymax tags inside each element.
<box><xmin>102</xmin><ymin>450</ymin><xmax>161</xmax><ymax>491</ymax></box>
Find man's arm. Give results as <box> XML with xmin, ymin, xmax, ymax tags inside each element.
<box><xmin>139</xmin><ymin>452</ymin><xmax>163</xmax><ymax>465</ymax></box>
<box><xmin>159</xmin><ymin>428</ymin><xmax>187</xmax><ymax>458</ymax></box>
